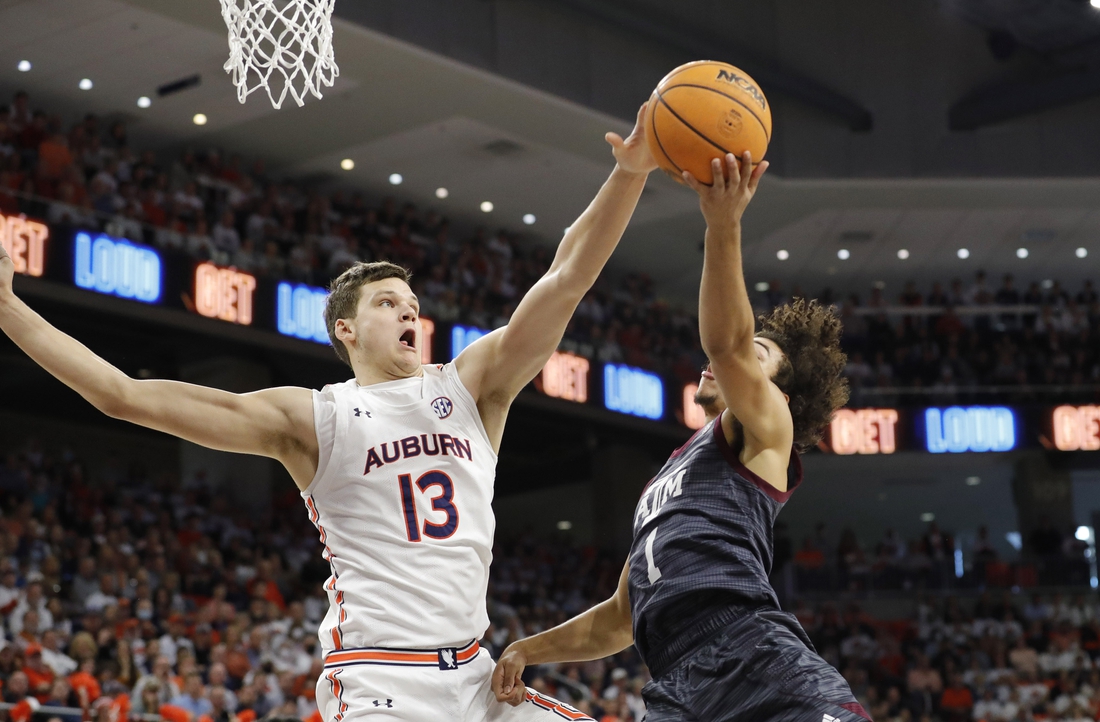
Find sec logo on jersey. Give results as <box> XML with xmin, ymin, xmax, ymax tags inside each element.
<box><xmin>431</xmin><ymin>397</ymin><xmax>453</xmax><ymax>419</ymax></box>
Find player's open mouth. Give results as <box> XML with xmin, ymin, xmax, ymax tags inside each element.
<box><xmin>399</xmin><ymin>329</ymin><xmax>416</xmax><ymax>349</ymax></box>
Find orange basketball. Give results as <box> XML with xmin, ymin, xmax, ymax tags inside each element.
<box><xmin>644</xmin><ymin>61</ymin><xmax>772</xmax><ymax>186</ymax></box>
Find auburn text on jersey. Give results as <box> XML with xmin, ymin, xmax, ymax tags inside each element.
<box><xmin>363</xmin><ymin>434</ymin><xmax>474</xmax><ymax>475</ymax></box>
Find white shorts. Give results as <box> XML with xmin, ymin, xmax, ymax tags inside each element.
<box><xmin>317</xmin><ymin>641</ymin><xmax>593</xmax><ymax>722</ymax></box>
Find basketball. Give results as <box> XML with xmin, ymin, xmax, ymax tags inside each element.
<box><xmin>644</xmin><ymin>60</ymin><xmax>772</xmax><ymax>185</ymax></box>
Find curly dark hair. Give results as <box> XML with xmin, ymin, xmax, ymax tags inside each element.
<box><xmin>756</xmin><ymin>298</ymin><xmax>849</xmax><ymax>451</ymax></box>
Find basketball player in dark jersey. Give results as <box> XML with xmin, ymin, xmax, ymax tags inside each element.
<box><xmin>490</xmin><ymin>152</ymin><xmax>859</xmax><ymax>721</ymax></box>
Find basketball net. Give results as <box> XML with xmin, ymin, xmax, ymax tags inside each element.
<box><xmin>219</xmin><ymin>0</ymin><xmax>339</xmax><ymax>109</ymax></box>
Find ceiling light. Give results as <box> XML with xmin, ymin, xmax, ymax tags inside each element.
<box><xmin>17</xmin><ymin>60</ymin><xmax>31</xmax><ymax>72</ymax></box>
<box><xmin>1092</xmin><ymin>0</ymin><xmax>1100</xmax><ymax>9</ymax></box>
<box><xmin>522</xmin><ymin>213</ymin><xmax>536</xmax><ymax>225</ymax></box>
<box><xmin>1042</xmin><ymin>279</ymin><xmax>1054</xmax><ymax>289</ymax></box>
<box><xmin>435</xmin><ymin>187</ymin><xmax>449</xmax><ymax>199</ymax></box>
<box><xmin>136</xmin><ymin>96</ymin><xmax>151</xmax><ymax>109</ymax></box>
<box><xmin>340</xmin><ymin>159</ymin><xmax>354</xmax><ymax>171</ymax></box>
<box><xmin>556</xmin><ymin>520</ymin><xmax>573</xmax><ymax>531</ymax></box>
<box><xmin>957</xmin><ymin>248</ymin><xmax>970</xmax><ymax>259</ymax></box>
<box><xmin>1077</xmin><ymin>247</ymin><xmax>1088</xmax><ymax>258</ymax></box>
<box><xmin>78</xmin><ymin>78</ymin><xmax>93</xmax><ymax>90</ymax></box>
<box><xmin>776</xmin><ymin>249</ymin><xmax>789</xmax><ymax>261</ymax></box>
<box><xmin>897</xmin><ymin>249</ymin><xmax>910</xmax><ymax>260</ymax></box>
<box><xmin>966</xmin><ymin>476</ymin><xmax>981</xmax><ymax>486</ymax></box>
<box><xmin>837</xmin><ymin>249</ymin><xmax>850</xmax><ymax>260</ymax></box>
<box><xmin>192</xmin><ymin>113</ymin><xmax>208</xmax><ymax>126</ymax></box>
<box><xmin>920</xmin><ymin>512</ymin><xmax>935</xmax><ymax>522</ymax></box>
<box><xmin>388</xmin><ymin>173</ymin><xmax>403</xmax><ymax>185</ymax></box>
<box><xmin>754</xmin><ymin>281</ymin><xmax>770</xmax><ymax>292</ymax></box>
<box><xmin>1016</xmin><ymin>247</ymin><xmax>1028</xmax><ymax>259</ymax></box>
<box><xmin>480</xmin><ymin>201</ymin><xmax>494</xmax><ymax>213</ymax></box>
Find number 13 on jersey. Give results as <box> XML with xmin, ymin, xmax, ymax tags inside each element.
<box><xmin>398</xmin><ymin>471</ymin><xmax>460</xmax><ymax>541</ymax></box>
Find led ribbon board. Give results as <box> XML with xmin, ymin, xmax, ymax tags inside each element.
<box><xmin>74</xmin><ymin>231</ymin><xmax>162</xmax><ymax>303</ymax></box>
<box><xmin>829</xmin><ymin>408</ymin><xmax>899</xmax><ymax>455</ymax></box>
<box><xmin>925</xmin><ymin>406</ymin><xmax>1016</xmax><ymax>453</ymax></box>
<box><xmin>603</xmin><ymin>363</ymin><xmax>664</xmax><ymax>420</ymax></box>
<box><xmin>451</xmin><ymin>325</ymin><xmax>489</xmax><ymax>359</ymax></box>
<box><xmin>1052</xmin><ymin>405</ymin><xmax>1100</xmax><ymax>452</ymax></box>
<box><xmin>194</xmin><ymin>263</ymin><xmax>256</xmax><ymax>326</ymax></box>
<box><xmin>0</xmin><ymin>212</ymin><xmax>48</xmax><ymax>277</ymax></box>
<box><xmin>539</xmin><ymin>351</ymin><xmax>590</xmax><ymax>403</ymax></box>
<box><xmin>276</xmin><ymin>282</ymin><xmax>329</xmax><ymax>343</ymax></box>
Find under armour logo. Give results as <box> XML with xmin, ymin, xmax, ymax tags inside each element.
<box><xmin>353</xmin><ymin>408</ymin><xmax>371</xmax><ymax>418</ymax></box>
<box><xmin>372</xmin><ymin>699</ymin><xmax>393</xmax><ymax>708</ymax></box>
<box><xmin>823</xmin><ymin>715</ymin><xmax>838</xmax><ymax>722</ymax></box>
<box><xmin>438</xmin><ymin>648</ymin><xmax>458</xmax><ymax>670</ymax></box>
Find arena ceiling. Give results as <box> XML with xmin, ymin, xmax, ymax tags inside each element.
<box><xmin>0</xmin><ymin>0</ymin><xmax>1097</xmax><ymax>304</ymax></box>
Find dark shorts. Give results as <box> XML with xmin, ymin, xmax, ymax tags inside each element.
<box><xmin>641</xmin><ymin>609</ymin><xmax>871</xmax><ymax>722</ymax></box>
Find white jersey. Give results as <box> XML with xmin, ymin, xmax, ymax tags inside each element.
<box><xmin>302</xmin><ymin>363</ymin><xmax>497</xmax><ymax>653</ymax></box>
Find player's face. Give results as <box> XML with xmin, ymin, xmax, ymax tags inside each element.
<box><xmin>348</xmin><ymin>278</ymin><xmax>422</xmax><ymax>376</ymax></box>
<box><xmin>754</xmin><ymin>337</ymin><xmax>786</xmax><ymax>380</ymax></box>
<box><xmin>695</xmin><ymin>337</ymin><xmax>787</xmax><ymax>411</ymax></box>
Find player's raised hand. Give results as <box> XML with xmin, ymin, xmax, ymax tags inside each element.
<box><xmin>491</xmin><ymin>645</ymin><xmax>529</xmax><ymax>707</ymax></box>
<box><xmin>682</xmin><ymin>151</ymin><xmax>768</xmax><ymax>229</ymax></box>
<box><xmin>0</xmin><ymin>242</ymin><xmax>14</xmax><ymax>299</ymax></box>
<box><xmin>606</xmin><ymin>102</ymin><xmax>658</xmax><ymax>176</ymax></box>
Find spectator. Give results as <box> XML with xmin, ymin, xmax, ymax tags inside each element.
<box><xmin>132</xmin><ymin>656</ymin><xmax>180</xmax><ymax>713</ymax></box>
<box><xmin>39</xmin><ymin>631</ymin><xmax>75</xmax><ymax>676</ymax></box>
<box><xmin>11</xmin><ymin>579</ymin><xmax>53</xmax><ymax>637</ymax></box>
<box><xmin>4</xmin><ymin>669</ymin><xmax>29</xmax><ymax>703</ymax></box>
<box><xmin>70</xmin><ymin>558</ymin><xmax>99</xmax><ymax>608</ymax></box>
<box><xmin>212</xmin><ymin>210</ymin><xmax>241</xmax><ymax>258</ymax></box>
<box><xmin>170</xmin><ymin>672</ymin><xmax>213</xmax><ymax>717</ymax></box>
<box><xmin>939</xmin><ymin>672</ymin><xmax>973</xmax><ymax>722</ymax></box>
<box><xmin>23</xmin><ymin>645</ymin><xmax>55</xmax><ymax>703</ymax></box>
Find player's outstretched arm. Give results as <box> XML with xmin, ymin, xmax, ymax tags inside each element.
<box><xmin>683</xmin><ymin>154</ymin><xmax>792</xmax><ymax>454</ymax></box>
<box><xmin>491</xmin><ymin>562</ymin><xmax>633</xmax><ymax>706</ymax></box>
<box><xmin>456</xmin><ymin>104</ymin><xmax>657</xmax><ymax>445</ymax></box>
<box><xmin>0</xmin><ymin>246</ymin><xmax>317</xmax><ymax>487</ymax></box>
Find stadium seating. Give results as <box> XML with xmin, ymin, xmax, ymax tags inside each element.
<box><xmin>2</xmin><ymin>91</ymin><xmax>1097</xmax><ymax>399</ymax></box>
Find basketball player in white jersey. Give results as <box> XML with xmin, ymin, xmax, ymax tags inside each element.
<box><xmin>0</xmin><ymin>106</ymin><xmax>657</xmax><ymax>721</ymax></box>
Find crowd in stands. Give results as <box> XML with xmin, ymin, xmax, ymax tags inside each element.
<box><xmin>799</xmin><ymin>274</ymin><xmax>1098</xmax><ymax>400</ymax></box>
<box><xmin>794</xmin><ymin>591</ymin><xmax>1100</xmax><ymax>722</ymax></box>
<box><xmin>9</xmin><ymin>425</ymin><xmax>1100</xmax><ymax>722</ymax></box>
<box><xmin>1</xmin><ymin>89</ymin><xmax>1098</xmax><ymax>398</ymax></box>
<box><xmin>0</xmin><ymin>90</ymin><xmax>706</xmax><ymax>387</ymax></box>
<box><xmin>0</xmin><ymin>434</ymin><xmax>647</xmax><ymax>722</ymax></box>
<box><xmin>786</xmin><ymin>518</ymin><xmax>1093</xmax><ymax>596</ymax></box>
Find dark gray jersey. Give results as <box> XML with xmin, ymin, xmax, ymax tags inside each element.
<box><xmin>628</xmin><ymin>417</ymin><xmax>802</xmax><ymax>666</ymax></box>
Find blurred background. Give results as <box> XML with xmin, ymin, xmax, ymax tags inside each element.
<box><xmin>1</xmin><ymin>1</ymin><xmax>1100</xmax><ymax>720</ymax></box>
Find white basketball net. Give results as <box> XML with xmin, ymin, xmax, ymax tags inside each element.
<box><xmin>219</xmin><ymin>0</ymin><xmax>339</xmax><ymax>109</ymax></box>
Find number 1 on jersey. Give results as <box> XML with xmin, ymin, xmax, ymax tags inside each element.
<box><xmin>644</xmin><ymin>527</ymin><xmax>662</xmax><ymax>583</ymax></box>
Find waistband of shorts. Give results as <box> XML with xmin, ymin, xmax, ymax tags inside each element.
<box><xmin>644</xmin><ymin>606</ymin><xmax>763</xmax><ymax>679</ymax></box>
<box><xmin>323</xmin><ymin>639</ymin><xmax>480</xmax><ymax>670</ymax></box>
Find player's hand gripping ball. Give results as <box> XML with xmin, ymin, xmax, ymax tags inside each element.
<box><xmin>644</xmin><ymin>60</ymin><xmax>771</xmax><ymax>186</ymax></box>
<box><xmin>607</xmin><ymin>102</ymin><xmax>659</xmax><ymax>176</ymax></box>
<box><xmin>682</xmin><ymin>152</ymin><xmax>769</xmax><ymax>228</ymax></box>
